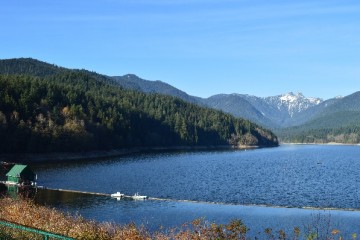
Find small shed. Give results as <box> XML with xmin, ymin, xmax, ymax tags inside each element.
<box><xmin>6</xmin><ymin>165</ymin><xmax>36</xmax><ymax>185</ymax></box>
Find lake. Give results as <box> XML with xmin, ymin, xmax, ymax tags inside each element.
<box><xmin>27</xmin><ymin>144</ymin><xmax>360</xmax><ymax>237</ymax></box>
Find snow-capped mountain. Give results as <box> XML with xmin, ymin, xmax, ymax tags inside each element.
<box><xmin>264</xmin><ymin>92</ymin><xmax>323</xmax><ymax>118</ymax></box>
<box><xmin>110</xmin><ymin>74</ymin><xmax>348</xmax><ymax>130</ymax></box>
<box><xmin>202</xmin><ymin>92</ymin><xmax>326</xmax><ymax>129</ymax></box>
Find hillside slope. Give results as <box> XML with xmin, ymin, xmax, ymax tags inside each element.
<box><xmin>0</xmin><ymin>58</ymin><xmax>278</xmax><ymax>153</ymax></box>
<box><xmin>277</xmin><ymin>92</ymin><xmax>360</xmax><ymax>143</ymax></box>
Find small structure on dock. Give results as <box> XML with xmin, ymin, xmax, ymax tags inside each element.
<box><xmin>6</xmin><ymin>164</ymin><xmax>36</xmax><ymax>186</ymax></box>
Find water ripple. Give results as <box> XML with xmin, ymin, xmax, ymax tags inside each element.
<box><xmin>33</xmin><ymin>144</ymin><xmax>360</xmax><ymax>210</ymax></box>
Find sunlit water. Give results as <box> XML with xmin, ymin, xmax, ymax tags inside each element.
<box><xmin>27</xmin><ymin>144</ymin><xmax>360</xmax><ymax>236</ymax></box>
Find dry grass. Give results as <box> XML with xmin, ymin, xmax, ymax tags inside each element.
<box><xmin>0</xmin><ymin>197</ymin><xmax>250</xmax><ymax>239</ymax></box>
<box><xmin>0</xmin><ymin>197</ymin><xmax>354</xmax><ymax>240</ymax></box>
<box><xmin>0</xmin><ymin>197</ymin><xmax>151</xmax><ymax>239</ymax></box>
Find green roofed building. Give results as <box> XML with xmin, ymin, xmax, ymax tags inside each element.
<box><xmin>6</xmin><ymin>164</ymin><xmax>36</xmax><ymax>185</ymax></box>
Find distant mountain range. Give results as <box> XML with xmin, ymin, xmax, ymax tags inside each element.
<box><xmin>112</xmin><ymin>73</ymin><xmax>360</xmax><ymax>143</ymax></box>
<box><xmin>203</xmin><ymin>92</ymin><xmax>325</xmax><ymax>129</ymax></box>
<box><xmin>112</xmin><ymin>74</ymin><xmax>322</xmax><ymax>128</ymax></box>
<box><xmin>111</xmin><ymin>74</ymin><xmax>352</xmax><ymax>127</ymax></box>
<box><xmin>1</xmin><ymin>57</ymin><xmax>359</xmax><ymax>144</ymax></box>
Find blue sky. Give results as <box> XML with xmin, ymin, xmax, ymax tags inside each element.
<box><xmin>1</xmin><ymin>0</ymin><xmax>360</xmax><ymax>100</ymax></box>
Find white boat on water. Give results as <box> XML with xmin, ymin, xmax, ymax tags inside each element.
<box><xmin>132</xmin><ymin>192</ymin><xmax>147</xmax><ymax>200</ymax></box>
<box><xmin>111</xmin><ymin>192</ymin><xmax>124</xmax><ymax>198</ymax></box>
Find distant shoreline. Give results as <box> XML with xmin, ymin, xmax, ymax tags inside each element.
<box><xmin>3</xmin><ymin>142</ymin><xmax>359</xmax><ymax>164</ymax></box>
<box><xmin>0</xmin><ymin>144</ymin><xmax>272</xmax><ymax>164</ymax></box>
<box><xmin>282</xmin><ymin>142</ymin><xmax>360</xmax><ymax>146</ymax></box>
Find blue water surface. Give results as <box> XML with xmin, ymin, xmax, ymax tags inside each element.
<box><xmin>30</xmin><ymin>144</ymin><xmax>360</xmax><ymax>236</ymax></box>
<box><xmin>33</xmin><ymin>144</ymin><xmax>360</xmax><ymax>209</ymax></box>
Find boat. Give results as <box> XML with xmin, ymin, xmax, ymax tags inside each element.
<box><xmin>132</xmin><ymin>192</ymin><xmax>147</xmax><ymax>200</ymax></box>
<box><xmin>111</xmin><ymin>192</ymin><xmax>124</xmax><ymax>198</ymax></box>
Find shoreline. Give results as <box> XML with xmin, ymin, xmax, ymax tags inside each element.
<box><xmin>2</xmin><ymin>142</ymin><xmax>358</xmax><ymax>164</ymax></box>
<box><xmin>0</xmin><ymin>144</ymin><xmax>273</xmax><ymax>164</ymax></box>
<box><xmin>282</xmin><ymin>142</ymin><xmax>360</xmax><ymax>146</ymax></box>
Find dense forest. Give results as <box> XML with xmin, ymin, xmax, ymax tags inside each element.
<box><xmin>277</xmin><ymin>110</ymin><xmax>360</xmax><ymax>144</ymax></box>
<box><xmin>278</xmin><ymin>126</ymin><xmax>360</xmax><ymax>144</ymax></box>
<box><xmin>0</xmin><ymin>58</ymin><xmax>278</xmax><ymax>153</ymax></box>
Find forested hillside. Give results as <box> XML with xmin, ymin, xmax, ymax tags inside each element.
<box><xmin>277</xmin><ymin>92</ymin><xmax>360</xmax><ymax>144</ymax></box>
<box><xmin>0</xmin><ymin>58</ymin><xmax>278</xmax><ymax>153</ymax></box>
<box><xmin>278</xmin><ymin>111</ymin><xmax>360</xmax><ymax>144</ymax></box>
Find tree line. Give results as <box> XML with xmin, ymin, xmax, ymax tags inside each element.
<box><xmin>0</xmin><ymin>59</ymin><xmax>278</xmax><ymax>153</ymax></box>
<box><xmin>279</xmin><ymin>126</ymin><xmax>360</xmax><ymax>144</ymax></box>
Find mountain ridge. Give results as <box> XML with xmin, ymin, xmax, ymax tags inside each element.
<box><xmin>1</xmin><ymin>57</ymin><xmax>359</xmax><ymax>144</ymax></box>
<box><xmin>109</xmin><ymin>70</ymin><xmax>360</xmax><ymax>144</ymax></box>
<box><xmin>264</xmin><ymin>92</ymin><xmax>323</xmax><ymax>118</ymax></box>
<box><xmin>111</xmin><ymin>73</ymin><xmax>335</xmax><ymax>129</ymax></box>
<box><xmin>112</xmin><ymin>74</ymin><xmax>203</xmax><ymax>105</ymax></box>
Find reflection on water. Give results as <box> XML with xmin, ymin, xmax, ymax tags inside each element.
<box><xmin>0</xmin><ymin>184</ymin><xmax>37</xmax><ymax>199</ymax></box>
<box><xmin>0</xmin><ymin>183</ymin><xmax>7</xmax><ymax>196</ymax></box>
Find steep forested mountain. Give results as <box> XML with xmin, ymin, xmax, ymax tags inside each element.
<box><xmin>0</xmin><ymin>58</ymin><xmax>278</xmax><ymax>153</ymax></box>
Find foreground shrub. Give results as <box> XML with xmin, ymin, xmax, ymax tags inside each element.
<box><xmin>0</xmin><ymin>197</ymin><xmax>150</xmax><ymax>239</ymax></box>
<box><xmin>0</xmin><ymin>197</ymin><xmax>356</xmax><ymax>239</ymax></box>
<box><xmin>0</xmin><ymin>197</ymin><xmax>250</xmax><ymax>239</ymax></box>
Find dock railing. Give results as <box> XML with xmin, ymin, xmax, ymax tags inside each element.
<box><xmin>0</xmin><ymin>219</ymin><xmax>74</xmax><ymax>240</ymax></box>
